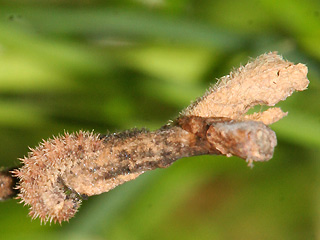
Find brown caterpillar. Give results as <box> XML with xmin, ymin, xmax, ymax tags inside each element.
<box><xmin>12</xmin><ymin>126</ymin><xmax>213</xmax><ymax>224</ymax></box>
<box><xmin>12</xmin><ymin>118</ymin><xmax>277</xmax><ymax>224</ymax></box>
<box><xmin>12</xmin><ymin>131</ymin><xmax>104</xmax><ymax>224</ymax></box>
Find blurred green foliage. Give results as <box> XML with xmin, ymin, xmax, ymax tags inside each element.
<box><xmin>0</xmin><ymin>0</ymin><xmax>319</xmax><ymax>239</ymax></box>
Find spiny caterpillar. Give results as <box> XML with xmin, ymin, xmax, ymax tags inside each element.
<box><xmin>10</xmin><ymin>52</ymin><xmax>309</xmax><ymax>224</ymax></box>
<box><xmin>12</xmin><ymin>131</ymin><xmax>104</xmax><ymax>224</ymax></box>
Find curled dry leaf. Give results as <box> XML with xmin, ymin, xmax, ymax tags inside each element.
<box><xmin>183</xmin><ymin>52</ymin><xmax>309</xmax><ymax>125</ymax></box>
<box><xmin>10</xmin><ymin>52</ymin><xmax>309</xmax><ymax>224</ymax></box>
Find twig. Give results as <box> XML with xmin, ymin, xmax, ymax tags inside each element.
<box><xmin>0</xmin><ymin>167</ymin><xmax>18</xmax><ymax>201</ymax></box>
<box><xmin>0</xmin><ymin>52</ymin><xmax>309</xmax><ymax>224</ymax></box>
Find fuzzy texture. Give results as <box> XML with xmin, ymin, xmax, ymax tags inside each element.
<box><xmin>183</xmin><ymin>52</ymin><xmax>309</xmax><ymax>124</ymax></box>
<box><xmin>10</xmin><ymin>52</ymin><xmax>309</xmax><ymax>224</ymax></box>
<box><xmin>13</xmin><ymin>131</ymin><xmax>105</xmax><ymax>224</ymax></box>
<box><xmin>12</xmin><ymin>128</ymin><xmax>214</xmax><ymax>224</ymax></box>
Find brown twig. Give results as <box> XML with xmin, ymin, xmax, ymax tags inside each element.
<box><xmin>0</xmin><ymin>52</ymin><xmax>309</xmax><ymax>224</ymax></box>
<box><xmin>0</xmin><ymin>168</ymin><xmax>18</xmax><ymax>201</ymax></box>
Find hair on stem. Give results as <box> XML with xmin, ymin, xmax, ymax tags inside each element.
<box><xmin>0</xmin><ymin>52</ymin><xmax>309</xmax><ymax>224</ymax></box>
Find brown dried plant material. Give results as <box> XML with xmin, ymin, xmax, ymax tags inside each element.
<box><xmin>183</xmin><ymin>52</ymin><xmax>309</xmax><ymax>124</ymax></box>
<box><xmin>0</xmin><ymin>169</ymin><xmax>17</xmax><ymax>201</ymax></box>
<box><xmin>4</xmin><ymin>52</ymin><xmax>309</xmax><ymax>224</ymax></box>
<box><xmin>178</xmin><ymin>116</ymin><xmax>277</xmax><ymax>163</ymax></box>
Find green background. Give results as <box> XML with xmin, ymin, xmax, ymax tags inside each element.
<box><xmin>0</xmin><ymin>0</ymin><xmax>319</xmax><ymax>239</ymax></box>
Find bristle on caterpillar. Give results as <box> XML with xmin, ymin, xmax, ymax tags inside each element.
<box><xmin>13</xmin><ymin>131</ymin><xmax>105</xmax><ymax>224</ymax></box>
